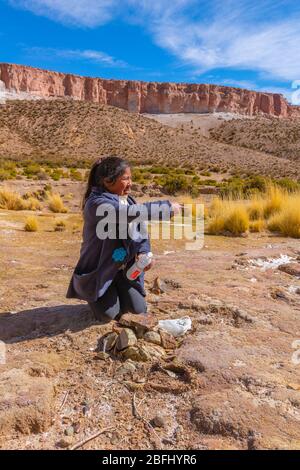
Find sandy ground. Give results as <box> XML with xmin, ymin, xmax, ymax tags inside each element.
<box><xmin>144</xmin><ymin>112</ymin><xmax>253</xmax><ymax>137</ymax></box>
<box><xmin>0</xmin><ymin>182</ymin><xmax>300</xmax><ymax>450</ymax></box>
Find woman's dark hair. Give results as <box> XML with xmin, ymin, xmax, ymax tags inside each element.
<box><xmin>82</xmin><ymin>156</ymin><xmax>130</xmax><ymax>208</ymax></box>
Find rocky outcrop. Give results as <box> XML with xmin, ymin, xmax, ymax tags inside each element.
<box><xmin>1</xmin><ymin>62</ymin><xmax>299</xmax><ymax>118</ymax></box>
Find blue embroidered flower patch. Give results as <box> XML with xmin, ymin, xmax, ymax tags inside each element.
<box><xmin>112</xmin><ymin>247</ymin><xmax>127</xmax><ymax>262</ymax></box>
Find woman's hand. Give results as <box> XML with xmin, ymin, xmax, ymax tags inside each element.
<box><xmin>144</xmin><ymin>259</ymin><xmax>155</xmax><ymax>272</ymax></box>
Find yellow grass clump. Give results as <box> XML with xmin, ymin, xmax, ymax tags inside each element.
<box><xmin>263</xmin><ymin>185</ymin><xmax>286</xmax><ymax>219</ymax></box>
<box><xmin>207</xmin><ymin>215</ymin><xmax>226</xmax><ymax>235</ymax></box>
<box><xmin>24</xmin><ymin>216</ymin><xmax>38</xmax><ymax>232</ymax></box>
<box><xmin>48</xmin><ymin>193</ymin><xmax>68</xmax><ymax>213</ymax></box>
<box><xmin>267</xmin><ymin>214</ymin><xmax>282</xmax><ymax>233</ymax></box>
<box><xmin>0</xmin><ymin>189</ymin><xmax>42</xmax><ymax>211</ymax></box>
<box><xmin>223</xmin><ymin>206</ymin><xmax>249</xmax><ymax>235</ymax></box>
<box><xmin>24</xmin><ymin>197</ymin><xmax>42</xmax><ymax>211</ymax></box>
<box><xmin>207</xmin><ymin>200</ymin><xmax>249</xmax><ymax>236</ymax></box>
<box><xmin>267</xmin><ymin>194</ymin><xmax>300</xmax><ymax>238</ymax></box>
<box><xmin>178</xmin><ymin>195</ymin><xmax>206</xmax><ymax>219</ymax></box>
<box><xmin>247</xmin><ymin>186</ymin><xmax>287</xmax><ymax>221</ymax></box>
<box><xmin>72</xmin><ymin>223</ymin><xmax>81</xmax><ymax>234</ymax></box>
<box><xmin>208</xmin><ymin>184</ymin><xmax>300</xmax><ymax>238</ymax></box>
<box><xmin>249</xmin><ymin>219</ymin><xmax>266</xmax><ymax>233</ymax></box>
<box><xmin>209</xmin><ymin>197</ymin><xmax>224</xmax><ymax>217</ymax></box>
<box><xmin>0</xmin><ymin>188</ymin><xmax>26</xmax><ymax>210</ymax></box>
<box><xmin>54</xmin><ymin>219</ymin><xmax>66</xmax><ymax>232</ymax></box>
<box><xmin>247</xmin><ymin>197</ymin><xmax>265</xmax><ymax>221</ymax></box>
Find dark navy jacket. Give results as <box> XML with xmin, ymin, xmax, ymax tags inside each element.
<box><xmin>66</xmin><ymin>186</ymin><xmax>173</xmax><ymax>302</ymax></box>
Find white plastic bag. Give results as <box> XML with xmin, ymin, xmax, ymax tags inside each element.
<box><xmin>158</xmin><ymin>317</ymin><xmax>192</xmax><ymax>337</ymax></box>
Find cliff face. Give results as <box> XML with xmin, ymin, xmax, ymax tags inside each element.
<box><xmin>1</xmin><ymin>63</ymin><xmax>299</xmax><ymax>118</ymax></box>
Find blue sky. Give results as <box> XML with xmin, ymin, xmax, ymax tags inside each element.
<box><xmin>1</xmin><ymin>0</ymin><xmax>300</xmax><ymax>102</ymax></box>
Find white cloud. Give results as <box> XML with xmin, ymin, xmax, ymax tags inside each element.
<box><xmin>27</xmin><ymin>46</ymin><xmax>127</xmax><ymax>67</ymax></box>
<box><xmin>8</xmin><ymin>0</ymin><xmax>300</xmax><ymax>82</ymax></box>
<box><xmin>9</xmin><ymin>0</ymin><xmax>118</xmax><ymax>27</ymax></box>
<box><xmin>147</xmin><ymin>1</ymin><xmax>300</xmax><ymax>81</ymax></box>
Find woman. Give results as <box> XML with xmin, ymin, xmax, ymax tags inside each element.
<box><xmin>66</xmin><ymin>156</ymin><xmax>179</xmax><ymax>322</ymax></box>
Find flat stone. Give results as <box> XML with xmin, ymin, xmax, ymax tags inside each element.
<box><xmin>140</xmin><ymin>343</ymin><xmax>166</xmax><ymax>360</ymax></box>
<box><xmin>118</xmin><ymin>313</ymin><xmax>156</xmax><ymax>334</ymax></box>
<box><xmin>144</xmin><ymin>331</ymin><xmax>162</xmax><ymax>346</ymax></box>
<box><xmin>95</xmin><ymin>351</ymin><xmax>110</xmax><ymax>361</ymax></box>
<box><xmin>121</xmin><ymin>346</ymin><xmax>150</xmax><ymax>362</ymax></box>
<box><xmin>121</xmin><ymin>343</ymin><xmax>165</xmax><ymax>362</ymax></box>
<box><xmin>64</xmin><ymin>426</ymin><xmax>74</xmax><ymax>437</ymax></box>
<box><xmin>159</xmin><ymin>330</ymin><xmax>178</xmax><ymax>350</ymax></box>
<box><xmin>57</xmin><ymin>437</ymin><xmax>73</xmax><ymax>448</ymax></box>
<box><xmin>115</xmin><ymin>361</ymin><xmax>137</xmax><ymax>376</ymax></box>
<box><xmin>232</xmin><ymin>308</ymin><xmax>255</xmax><ymax>323</ymax></box>
<box><xmin>287</xmin><ymin>383</ymin><xmax>300</xmax><ymax>391</ymax></box>
<box><xmin>151</xmin><ymin>277</ymin><xmax>168</xmax><ymax>294</ymax></box>
<box><xmin>98</xmin><ymin>332</ymin><xmax>118</xmax><ymax>352</ymax></box>
<box><xmin>73</xmin><ymin>422</ymin><xmax>81</xmax><ymax>434</ymax></box>
<box><xmin>278</xmin><ymin>263</ymin><xmax>300</xmax><ymax>278</ymax></box>
<box><xmin>116</xmin><ymin>328</ymin><xmax>137</xmax><ymax>351</ymax></box>
<box><xmin>270</xmin><ymin>288</ymin><xmax>289</xmax><ymax>301</ymax></box>
<box><xmin>151</xmin><ymin>414</ymin><xmax>166</xmax><ymax>428</ymax></box>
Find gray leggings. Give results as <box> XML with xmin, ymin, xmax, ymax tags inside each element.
<box><xmin>88</xmin><ymin>270</ymin><xmax>147</xmax><ymax>321</ymax></box>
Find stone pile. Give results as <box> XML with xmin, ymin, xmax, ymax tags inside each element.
<box><xmin>97</xmin><ymin>314</ymin><xmax>178</xmax><ymax>363</ymax></box>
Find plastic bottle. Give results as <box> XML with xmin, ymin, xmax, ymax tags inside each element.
<box><xmin>126</xmin><ymin>252</ymin><xmax>153</xmax><ymax>280</ymax></box>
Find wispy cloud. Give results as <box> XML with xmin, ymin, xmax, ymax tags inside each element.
<box><xmin>146</xmin><ymin>0</ymin><xmax>300</xmax><ymax>81</ymax></box>
<box><xmin>26</xmin><ymin>46</ymin><xmax>128</xmax><ymax>68</ymax></box>
<box><xmin>9</xmin><ymin>0</ymin><xmax>118</xmax><ymax>27</ymax></box>
<box><xmin>8</xmin><ymin>0</ymin><xmax>300</xmax><ymax>82</ymax></box>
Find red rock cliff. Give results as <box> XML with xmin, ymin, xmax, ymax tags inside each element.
<box><xmin>1</xmin><ymin>63</ymin><xmax>299</xmax><ymax>117</ymax></box>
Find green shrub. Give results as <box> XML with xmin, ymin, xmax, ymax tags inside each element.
<box><xmin>220</xmin><ymin>176</ymin><xmax>269</xmax><ymax>198</ymax></box>
<box><xmin>277</xmin><ymin>178</ymin><xmax>300</xmax><ymax>192</ymax></box>
<box><xmin>23</xmin><ymin>163</ymin><xmax>41</xmax><ymax>178</ymax></box>
<box><xmin>162</xmin><ymin>175</ymin><xmax>189</xmax><ymax>195</ymax></box>
<box><xmin>0</xmin><ymin>169</ymin><xmax>12</xmax><ymax>181</ymax></box>
<box><xmin>50</xmin><ymin>169</ymin><xmax>63</xmax><ymax>181</ymax></box>
<box><xmin>70</xmin><ymin>168</ymin><xmax>83</xmax><ymax>181</ymax></box>
<box><xmin>0</xmin><ymin>161</ymin><xmax>17</xmax><ymax>179</ymax></box>
<box><xmin>149</xmin><ymin>166</ymin><xmax>172</xmax><ymax>175</ymax></box>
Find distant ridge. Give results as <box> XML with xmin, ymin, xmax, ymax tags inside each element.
<box><xmin>1</xmin><ymin>62</ymin><xmax>299</xmax><ymax>118</ymax></box>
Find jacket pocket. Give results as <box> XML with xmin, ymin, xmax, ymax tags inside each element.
<box><xmin>72</xmin><ymin>268</ymin><xmax>100</xmax><ymax>302</ymax></box>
